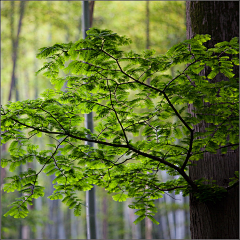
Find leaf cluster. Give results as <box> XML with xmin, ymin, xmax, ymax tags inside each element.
<box><xmin>1</xmin><ymin>28</ymin><xmax>239</xmax><ymax>221</ymax></box>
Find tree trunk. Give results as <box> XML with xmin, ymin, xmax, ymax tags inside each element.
<box><xmin>82</xmin><ymin>2</ymin><xmax>97</xmax><ymax>239</ymax></box>
<box><xmin>131</xmin><ymin>208</ymin><xmax>141</xmax><ymax>239</ymax></box>
<box><xmin>186</xmin><ymin>1</ymin><xmax>239</xmax><ymax>238</ymax></box>
<box><xmin>146</xmin><ymin>1</ymin><xmax>150</xmax><ymax>50</ymax></box>
<box><xmin>123</xmin><ymin>199</ymin><xmax>131</xmax><ymax>239</ymax></box>
<box><xmin>8</xmin><ymin>1</ymin><xmax>26</xmax><ymax>102</ymax></box>
<box><xmin>102</xmin><ymin>194</ymin><xmax>108</xmax><ymax>239</ymax></box>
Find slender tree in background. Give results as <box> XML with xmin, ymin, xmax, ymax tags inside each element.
<box><xmin>82</xmin><ymin>1</ymin><xmax>97</xmax><ymax>239</ymax></box>
<box><xmin>9</xmin><ymin>2</ymin><xmax>27</xmax><ymax>238</ymax></box>
<box><xmin>146</xmin><ymin>1</ymin><xmax>150</xmax><ymax>51</ymax></box>
<box><xmin>186</xmin><ymin>1</ymin><xmax>239</xmax><ymax>238</ymax></box>
<box><xmin>8</xmin><ymin>1</ymin><xmax>26</xmax><ymax>102</ymax></box>
<box><xmin>102</xmin><ymin>189</ymin><xmax>108</xmax><ymax>239</ymax></box>
<box><xmin>145</xmin><ymin>2</ymin><xmax>153</xmax><ymax>239</ymax></box>
<box><xmin>1</xmin><ymin>0</ymin><xmax>26</xmax><ymax>190</ymax></box>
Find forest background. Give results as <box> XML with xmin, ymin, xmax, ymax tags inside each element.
<box><xmin>1</xmin><ymin>1</ymin><xmax>189</xmax><ymax>239</ymax></box>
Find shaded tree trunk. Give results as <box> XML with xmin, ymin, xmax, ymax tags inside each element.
<box><xmin>186</xmin><ymin>1</ymin><xmax>239</xmax><ymax>238</ymax></box>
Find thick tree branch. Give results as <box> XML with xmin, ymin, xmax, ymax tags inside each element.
<box><xmin>181</xmin><ymin>130</ymin><xmax>194</xmax><ymax>170</ymax></box>
<box><xmin>8</xmin><ymin>116</ymin><xmax>197</xmax><ymax>189</ymax></box>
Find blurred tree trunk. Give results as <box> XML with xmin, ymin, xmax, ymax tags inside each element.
<box><xmin>82</xmin><ymin>1</ymin><xmax>97</xmax><ymax>239</ymax></box>
<box><xmin>1</xmin><ymin>1</ymin><xmax>26</xmax><ymax>212</ymax></box>
<box><xmin>158</xmin><ymin>195</ymin><xmax>170</xmax><ymax>239</ymax></box>
<box><xmin>33</xmin><ymin>15</ymin><xmax>43</xmax><ymax>239</ymax></box>
<box><xmin>123</xmin><ymin>199</ymin><xmax>131</xmax><ymax>239</ymax></box>
<box><xmin>146</xmin><ymin>0</ymin><xmax>150</xmax><ymax>50</ymax></box>
<box><xmin>45</xmin><ymin>11</ymin><xmax>54</xmax><ymax>239</ymax></box>
<box><xmin>8</xmin><ymin>2</ymin><xmax>27</xmax><ymax>238</ymax></box>
<box><xmin>45</xmin><ymin>10</ymin><xmax>66</xmax><ymax>237</ymax></box>
<box><xmin>145</xmin><ymin>214</ymin><xmax>152</xmax><ymax>239</ymax></box>
<box><xmin>129</xmin><ymin>207</ymin><xmax>141</xmax><ymax>239</ymax></box>
<box><xmin>70</xmin><ymin>208</ymin><xmax>78</xmax><ymax>238</ymax></box>
<box><xmin>34</xmin><ymin>18</ymin><xmax>39</xmax><ymax>100</ymax></box>
<box><xmin>174</xmin><ymin>192</ymin><xmax>185</xmax><ymax>239</ymax></box>
<box><xmin>45</xmin><ymin>175</ymin><xmax>57</xmax><ymax>239</ymax></box>
<box><xmin>8</xmin><ymin>1</ymin><xmax>26</xmax><ymax>101</ymax></box>
<box><xmin>144</xmin><ymin>3</ymin><xmax>153</xmax><ymax>238</ymax></box>
<box><xmin>102</xmin><ymin>194</ymin><xmax>108</xmax><ymax>239</ymax></box>
<box><xmin>173</xmin><ymin>117</ymin><xmax>187</xmax><ymax>239</ymax></box>
<box><xmin>154</xmin><ymin>198</ymin><xmax>164</xmax><ymax>239</ymax></box>
<box><xmin>111</xmin><ymin>200</ymin><xmax>122</xmax><ymax>239</ymax></box>
<box><xmin>57</xmin><ymin>205</ymin><xmax>66</xmax><ymax>239</ymax></box>
<box><xmin>89</xmin><ymin>1</ymin><xmax>95</xmax><ymax>28</ymax></box>
<box><xmin>183</xmin><ymin>195</ymin><xmax>190</xmax><ymax>238</ymax></box>
<box><xmin>35</xmin><ymin>196</ymin><xmax>42</xmax><ymax>239</ymax></box>
<box><xmin>162</xmin><ymin>171</ymin><xmax>176</xmax><ymax>239</ymax></box>
<box><xmin>186</xmin><ymin>1</ymin><xmax>239</xmax><ymax>238</ymax></box>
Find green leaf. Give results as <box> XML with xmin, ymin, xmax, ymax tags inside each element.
<box><xmin>43</xmin><ymin>163</ymin><xmax>56</xmax><ymax>173</ymax></box>
<box><xmin>3</xmin><ymin>206</ymin><xmax>18</xmax><ymax>217</ymax></box>
<box><xmin>1</xmin><ymin>159</ymin><xmax>9</xmax><ymax>168</ymax></box>
<box><xmin>51</xmin><ymin>78</ymin><xmax>66</xmax><ymax>91</ymax></box>
<box><xmin>45</xmin><ymin>168</ymin><xmax>58</xmax><ymax>176</ymax></box>
<box><xmin>173</xmin><ymin>127</ymin><xmax>183</xmax><ymax>139</ymax></box>
<box><xmin>220</xmin><ymin>68</ymin><xmax>235</xmax><ymax>78</ymax></box>
<box><xmin>69</xmin><ymin>201</ymin><xmax>77</xmax><ymax>209</ymax></box>
<box><xmin>48</xmin><ymin>192</ymin><xmax>63</xmax><ymax>200</ymax></box>
<box><xmin>36</xmin><ymin>132</ymin><xmax>42</xmax><ymax>137</ymax></box>
<box><xmin>207</xmin><ymin>69</ymin><xmax>219</xmax><ymax>79</ymax></box>
<box><xmin>46</xmin><ymin>144</ymin><xmax>56</xmax><ymax>148</ymax></box>
<box><xmin>62</xmin><ymin>195</ymin><xmax>71</xmax><ymax>204</ymax></box>
<box><xmin>112</xmin><ymin>193</ymin><xmax>128</xmax><ymax>202</ymax></box>
<box><xmin>74</xmin><ymin>203</ymin><xmax>82</xmax><ymax>216</ymax></box>
<box><xmin>9</xmin><ymin>141</ymin><xmax>18</xmax><ymax>151</ymax></box>
<box><xmin>133</xmin><ymin>215</ymin><xmax>146</xmax><ymax>224</ymax></box>
<box><xmin>146</xmin><ymin>215</ymin><xmax>159</xmax><ymax>225</ymax></box>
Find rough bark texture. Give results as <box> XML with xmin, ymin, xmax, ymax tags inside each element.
<box><xmin>186</xmin><ymin>1</ymin><xmax>239</xmax><ymax>239</ymax></box>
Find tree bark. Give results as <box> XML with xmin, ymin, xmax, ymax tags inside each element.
<box><xmin>89</xmin><ymin>1</ymin><xmax>95</xmax><ymax>28</ymax></box>
<box><xmin>186</xmin><ymin>1</ymin><xmax>239</xmax><ymax>239</ymax></box>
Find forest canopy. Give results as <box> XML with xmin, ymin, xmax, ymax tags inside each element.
<box><xmin>1</xmin><ymin>28</ymin><xmax>239</xmax><ymax>223</ymax></box>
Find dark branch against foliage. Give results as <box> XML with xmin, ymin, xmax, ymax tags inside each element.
<box><xmin>1</xmin><ymin>29</ymin><xmax>239</xmax><ymax>222</ymax></box>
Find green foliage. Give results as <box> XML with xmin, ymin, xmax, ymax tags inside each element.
<box><xmin>183</xmin><ymin>178</ymin><xmax>228</xmax><ymax>204</ymax></box>
<box><xmin>1</xmin><ymin>28</ymin><xmax>239</xmax><ymax>222</ymax></box>
<box><xmin>112</xmin><ymin>193</ymin><xmax>128</xmax><ymax>202</ymax></box>
<box><xmin>229</xmin><ymin>171</ymin><xmax>239</xmax><ymax>187</ymax></box>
